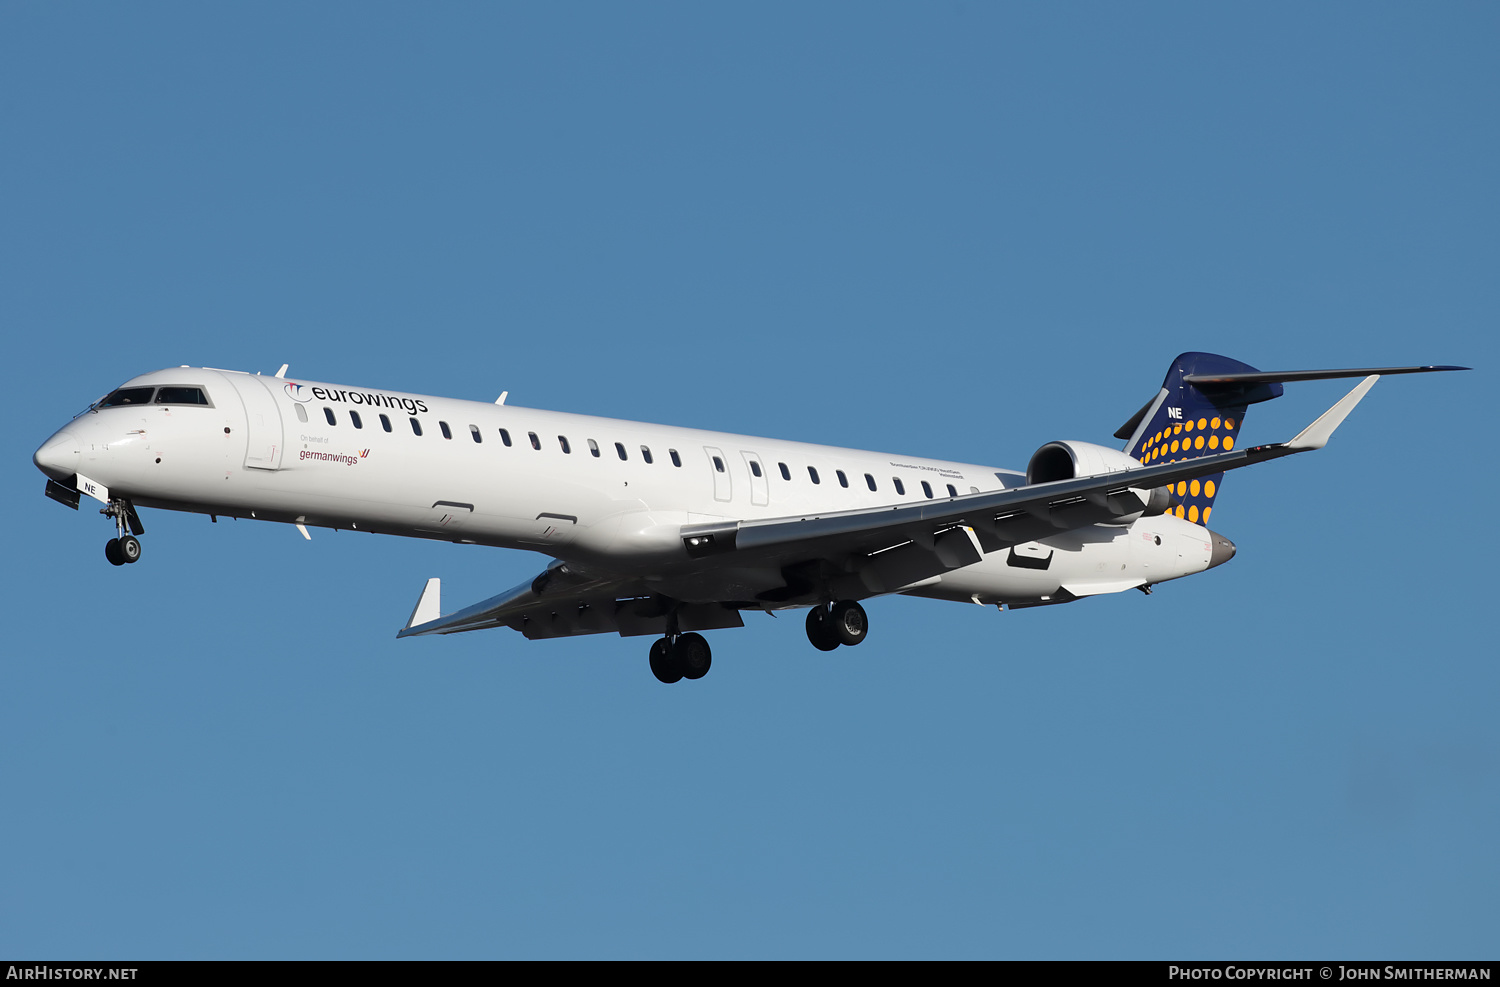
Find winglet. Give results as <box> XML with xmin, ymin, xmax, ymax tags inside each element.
<box><xmin>405</xmin><ymin>577</ymin><xmax>442</xmax><ymax>630</ymax></box>
<box><xmin>1285</xmin><ymin>375</ymin><xmax>1379</xmax><ymax>451</ymax></box>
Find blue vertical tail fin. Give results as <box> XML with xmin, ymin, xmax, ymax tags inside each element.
<box><xmin>1116</xmin><ymin>353</ymin><xmax>1279</xmax><ymax>526</ymax></box>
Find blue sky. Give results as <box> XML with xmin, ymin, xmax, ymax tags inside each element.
<box><xmin>2</xmin><ymin>3</ymin><xmax>1495</xmax><ymax>959</ymax></box>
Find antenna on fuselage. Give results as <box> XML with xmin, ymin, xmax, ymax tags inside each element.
<box><xmin>275</xmin><ymin>364</ymin><xmax>289</xmax><ymax>378</ymax></box>
<box><xmin>495</xmin><ymin>391</ymin><xmax>508</xmax><ymax>405</ymax></box>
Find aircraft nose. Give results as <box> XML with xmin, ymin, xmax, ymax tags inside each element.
<box><xmin>1206</xmin><ymin>529</ymin><xmax>1237</xmax><ymax>569</ymax></box>
<box><xmin>33</xmin><ymin>428</ymin><xmax>81</xmax><ymax>482</ymax></box>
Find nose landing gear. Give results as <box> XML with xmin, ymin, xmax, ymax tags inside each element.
<box><xmin>101</xmin><ymin>498</ymin><xmax>145</xmax><ymax>567</ymax></box>
<box><xmin>104</xmin><ymin>535</ymin><xmax>142</xmax><ymax>566</ymax></box>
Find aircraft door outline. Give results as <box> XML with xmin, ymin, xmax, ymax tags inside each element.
<box><xmin>223</xmin><ymin>373</ymin><xmax>285</xmax><ymax>470</ymax></box>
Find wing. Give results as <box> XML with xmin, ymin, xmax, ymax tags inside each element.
<box><xmin>400</xmin><ymin>376</ymin><xmax>1377</xmax><ymax>636</ymax></box>
<box><xmin>397</xmin><ymin>562</ymin><xmax>745</xmax><ymax>640</ymax></box>
<box><xmin>673</xmin><ymin>375</ymin><xmax>1380</xmax><ymax>594</ymax></box>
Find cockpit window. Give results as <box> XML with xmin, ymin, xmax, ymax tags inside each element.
<box><xmin>155</xmin><ymin>386</ymin><xmax>210</xmax><ymax>406</ymax></box>
<box><xmin>98</xmin><ymin>387</ymin><xmax>155</xmax><ymax>407</ymax></box>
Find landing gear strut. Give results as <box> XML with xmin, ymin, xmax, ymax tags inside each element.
<box><xmin>101</xmin><ymin>498</ymin><xmax>144</xmax><ymax>567</ymax></box>
<box><xmin>648</xmin><ymin>632</ymin><xmax>712</xmax><ymax>684</ymax></box>
<box><xmin>806</xmin><ymin>600</ymin><xmax>868</xmax><ymax>650</ymax></box>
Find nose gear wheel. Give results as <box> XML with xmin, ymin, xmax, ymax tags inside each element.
<box><xmin>100</xmin><ymin>499</ymin><xmax>145</xmax><ymax>566</ymax></box>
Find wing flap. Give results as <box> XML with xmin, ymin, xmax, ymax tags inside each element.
<box><xmin>521</xmin><ymin>601</ymin><xmax>744</xmax><ymax>640</ymax></box>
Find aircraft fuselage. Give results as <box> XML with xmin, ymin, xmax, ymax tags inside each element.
<box><xmin>33</xmin><ymin>366</ymin><xmax>1221</xmax><ymax>610</ymax></box>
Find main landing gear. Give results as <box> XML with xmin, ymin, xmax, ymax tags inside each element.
<box><xmin>649</xmin><ymin>632</ymin><xmax>712</xmax><ymax>684</ymax></box>
<box><xmin>101</xmin><ymin>498</ymin><xmax>145</xmax><ymax>567</ymax></box>
<box><xmin>806</xmin><ymin>600</ymin><xmax>868</xmax><ymax>651</ymax></box>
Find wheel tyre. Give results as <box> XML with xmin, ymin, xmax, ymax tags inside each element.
<box><xmin>104</xmin><ymin>539</ymin><xmax>125</xmax><ymax>566</ymax></box>
<box><xmin>831</xmin><ymin>600</ymin><xmax>867</xmax><ymax>647</ymax></box>
<box><xmin>119</xmin><ymin>535</ymin><xmax>142</xmax><ymax>564</ymax></box>
<box><xmin>676</xmin><ymin>633</ymin><xmax>712</xmax><ymax>680</ymax></box>
<box><xmin>649</xmin><ymin>638</ymin><xmax>683</xmax><ymax>684</ymax></box>
<box><xmin>805</xmin><ymin>606</ymin><xmax>841</xmax><ymax>651</ymax></box>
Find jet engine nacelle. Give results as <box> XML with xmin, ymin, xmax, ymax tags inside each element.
<box><xmin>1026</xmin><ymin>440</ymin><xmax>1172</xmax><ymax>521</ymax></box>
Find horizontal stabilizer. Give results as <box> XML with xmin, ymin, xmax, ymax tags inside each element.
<box><xmin>1184</xmin><ymin>364</ymin><xmax>1467</xmax><ymax>388</ymax></box>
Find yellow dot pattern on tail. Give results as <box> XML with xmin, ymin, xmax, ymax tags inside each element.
<box><xmin>1130</xmin><ymin>413</ymin><xmax>1238</xmax><ymax>527</ymax></box>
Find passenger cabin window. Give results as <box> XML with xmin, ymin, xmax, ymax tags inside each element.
<box><xmin>529</xmin><ymin>432</ymin><xmax>541</xmax><ymax>450</ymax></box>
<box><xmin>836</xmin><ymin>470</ymin><xmax>848</xmax><ymax>488</ymax></box>
<box><xmin>588</xmin><ymin>439</ymin><xmax>600</xmax><ymax>458</ymax></box>
<box><xmin>98</xmin><ymin>387</ymin><xmax>155</xmax><ymax>407</ymax></box>
<box><xmin>750</xmin><ymin>460</ymin><xmax>762</xmax><ymax>477</ymax></box>
<box><xmin>155</xmin><ymin>386</ymin><xmax>209</xmax><ymax>405</ymax></box>
<box><xmin>324</xmin><ymin>408</ymin><xmax>336</xmax><ymax>426</ymax></box>
<box><xmin>499</xmin><ymin>428</ymin><xmax>512</xmax><ymax>446</ymax></box>
<box><xmin>640</xmin><ymin>446</ymin><xmax>653</xmax><ymax>464</ymax></box>
<box><xmin>865</xmin><ymin>473</ymin><xmax>876</xmax><ymax>491</ymax></box>
<box><xmin>893</xmin><ymin>477</ymin><xmax>905</xmax><ymax>495</ymax></box>
<box><xmin>808</xmin><ymin>466</ymin><xmax>820</xmax><ymax>484</ymax></box>
<box><xmin>616</xmin><ymin>442</ymin><xmax>628</xmax><ymax>461</ymax></box>
<box><xmin>294</xmin><ymin>404</ymin><xmax>308</xmax><ymax>423</ymax></box>
<box><xmin>471</xmin><ymin>425</ymin><xmax>483</xmax><ymax>444</ymax></box>
<box><xmin>713</xmin><ymin>456</ymin><xmax>725</xmax><ymax>472</ymax></box>
<box><xmin>558</xmin><ymin>436</ymin><xmax>571</xmax><ymax>453</ymax></box>
<box><xmin>439</xmin><ymin>421</ymin><xmax>452</xmax><ymax>440</ymax></box>
<box><xmin>947</xmin><ymin>484</ymin><xmax>957</xmax><ymax>497</ymax></box>
<box><xmin>669</xmin><ymin>449</ymin><xmax>681</xmax><ymax>467</ymax></box>
<box><xmin>921</xmin><ymin>481</ymin><xmax>933</xmax><ymax>498</ymax></box>
<box><xmin>350</xmin><ymin>411</ymin><xmax>363</xmax><ymax>429</ymax></box>
<box><xmin>380</xmin><ymin>414</ymin><xmax>392</xmax><ymax>432</ymax></box>
<box><xmin>779</xmin><ymin>463</ymin><xmax>791</xmax><ymax>481</ymax></box>
<box><xmin>410</xmin><ymin>418</ymin><xmax>422</xmax><ymax>436</ymax></box>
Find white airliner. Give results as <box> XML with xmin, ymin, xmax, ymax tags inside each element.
<box><xmin>33</xmin><ymin>352</ymin><xmax>1464</xmax><ymax>682</ymax></box>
